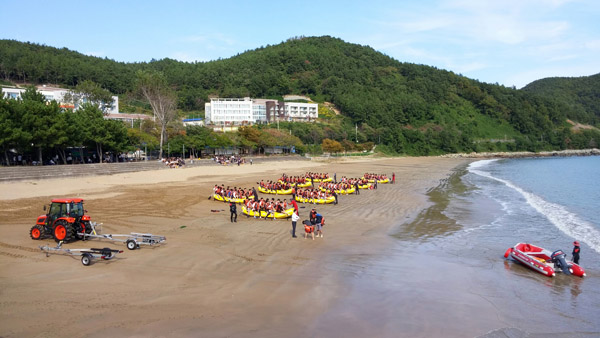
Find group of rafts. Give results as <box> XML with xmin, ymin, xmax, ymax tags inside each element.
<box><xmin>211</xmin><ymin>172</ymin><xmax>390</xmax><ymax>219</ymax></box>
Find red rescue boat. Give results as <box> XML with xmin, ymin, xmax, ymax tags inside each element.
<box><xmin>504</xmin><ymin>243</ymin><xmax>585</xmax><ymax>278</ymax></box>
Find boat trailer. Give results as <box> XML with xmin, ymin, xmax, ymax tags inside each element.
<box><xmin>40</xmin><ymin>241</ymin><xmax>123</xmax><ymax>266</ymax></box>
<box><xmin>78</xmin><ymin>222</ymin><xmax>166</xmax><ymax>250</ymax></box>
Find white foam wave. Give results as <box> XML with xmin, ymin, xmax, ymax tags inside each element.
<box><xmin>467</xmin><ymin>159</ymin><xmax>498</xmax><ymax>170</ymax></box>
<box><xmin>469</xmin><ymin>164</ymin><xmax>600</xmax><ymax>254</ymax></box>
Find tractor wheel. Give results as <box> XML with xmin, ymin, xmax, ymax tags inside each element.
<box><xmin>83</xmin><ymin>221</ymin><xmax>93</xmax><ymax>234</ymax></box>
<box><xmin>126</xmin><ymin>240</ymin><xmax>137</xmax><ymax>250</ymax></box>
<box><xmin>81</xmin><ymin>253</ymin><xmax>92</xmax><ymax>266</ymax></box>
<box><xmin>30</xmin><ymin>225</ymin><xmax>44</xmax><ymax>240</ymax></box>
<box><xmin>53</xmin><ymin>221</ymin><xmax>74</xmax><ymax>242</ymax></box>
<box><xmin>74</xmin><ymin>222</ymin><xmax>88</xmax><ymax>240</ymax></box>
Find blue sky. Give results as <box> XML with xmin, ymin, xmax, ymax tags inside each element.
<box><xmin>2</xmin><ymin>0</ymin><xmax>599</xmax><ymax>88</ymax></box>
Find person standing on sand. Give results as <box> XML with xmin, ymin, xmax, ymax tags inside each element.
<box><xmin>355</xmin><ymin>181</ymin><xmax>360</xmax><ymax>195</ymax></box>
<box><xmin>332</xmin><ymin>190</ymin><xmax>338</xmax><ymax>205</ymax></box>
<box><xmin>291</xmin><ymin>210</ymin><xmax>299</xmax><ymax>238</ymax></box>
<box><xmin>229</xmin><ymin>202</ymin><xmax>237</xmax><ymax>223</ymax></box>
<box><xmin>573</xmin><ymin>241</ymin><xmax>581</xmax><ymax>264</ymax></box>
<box><xmin>314</xmin><ymin>213</ymin><xmax>324</xmax><ymax>238</ymax></box>
<box><xmin>392</xmin><ymin>172</ymin><xmax>396</xmax><ymax>184</ymax></box>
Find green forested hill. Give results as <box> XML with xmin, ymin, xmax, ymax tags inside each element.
<box><xmin>1</xmin><ymin>36</ymin><xmax>599</xmax><ymax>155</ymax></box>
<box><xmin>522</xmin><ymin>73</ymin><xmax>600</xmax><ymax>126</ymax></box>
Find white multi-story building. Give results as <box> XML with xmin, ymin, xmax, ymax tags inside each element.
<box><xmin>205</xmin><ymin>97</ymin><xmax>318</xmax><ymax>125</ymax></box>
<box><xmin>285</xmin><ymin>102</ymin><xmax>318</xmax><ymax>121</ymax></box>
<box><xmin>1</xmin><ymin>85</ymin><xmax>119</xmax><ymax>114</ymax></box>
<box><xmin>205</xmin><ymin>97</ymin><xmax>254</xmax><ymax>125</ymax></box>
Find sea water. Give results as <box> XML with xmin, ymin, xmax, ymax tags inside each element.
<box><xmin>316</xmin><ymin>156</ymin><xmax>600</xmax><ymax>337</ymax></box>
<box><xmin>460</xmin><ymin>156</ymin><xmax>600</xmax><ymax>256</ymax></box>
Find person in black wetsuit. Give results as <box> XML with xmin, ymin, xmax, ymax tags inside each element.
<box><xmin>230</xmin><ymin>202</ymin><xmax>237</xmax><ymax>223</ymax></box>
<box><xmin>572</xmin><ymin>241</ymin><xmax>580</xmax><ymax>264</ymax></box>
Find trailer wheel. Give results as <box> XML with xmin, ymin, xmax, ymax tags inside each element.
<box><xmin>81</xmin><ymin>253</ymin><xmax>92</xmax><ymax>266</ymax></box>
<box><xmin>30</xmin><ymin>225</ymin><xmax>44</xmax><ymax>240</ymax></box>
<box><xmin>126</xmin><ymin>240</ymin><xmax>137</xmax><ymax>250</ymax></box>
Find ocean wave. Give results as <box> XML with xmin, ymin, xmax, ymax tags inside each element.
<box><xmin>468</xmin><ymin>160</ymin><xmax>600</xmax><ymax>254</ymax></box>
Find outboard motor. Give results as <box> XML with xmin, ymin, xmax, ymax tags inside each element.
<box><xmin>551</xmin><ymin>250</ymin><xmax>571</xmax><ymax>275</ymax></box>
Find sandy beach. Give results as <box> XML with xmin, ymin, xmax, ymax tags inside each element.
<box><xmin>0</xmin><ymin>157</ymin><xmax>482</xmax><ymax>337</ymax></box>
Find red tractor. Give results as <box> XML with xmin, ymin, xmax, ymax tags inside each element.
<box><xmin>30</xmin><ymin>198</ymin><xmax>93</xmax><ymax>242</ymax></box>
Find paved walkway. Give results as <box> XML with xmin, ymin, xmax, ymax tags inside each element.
<box><xmin>0</xmin><ymin>156</ymin><xmax>308</xmax><ymax>182</ymax></box>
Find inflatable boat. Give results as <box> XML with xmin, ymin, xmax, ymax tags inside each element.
<box><xmin>257</xmin><ymin>186</ymin><xmax>293</xmax><ymax>195</ymax></box>
<box><xmin>366</xmin><ymin>178</ymin><xmax>389</xmax><ymax>184</ymax></box>
<box><xmin>294</xmin><ymin>195</ymin><xmax>335</xmax><ymax>204</ymax></box>
<box><xmin>212</xmin><ymin>194</ymin><xmax>253</xmax><ymax>204</ymax></box>
<box><xmin>319</xmin><ymin>186</ymin><xmax>356</xmax><ymax>195</ymax></box>
<box><xmin>241</xmin><ymin>206</ymin><xmax>294</xmax><ymax>219</ymax></box>
<box><xmin>278</xmin><ymin>180</ymin><xmax>311</xmax><ymax>188</ymax></box>
<box><xmin>504</xmin><ymin>243</ymin><xmax>585</xmax><ymax>277</ymax></box>
<box><xmin>308</xmin><ymin>177</ymin><xmax>332</xmax><ymax>183</ymax></box>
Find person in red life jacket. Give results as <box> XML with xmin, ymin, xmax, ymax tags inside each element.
<box><xmin>290</xmin><ymin>198</ymin><xmax>299</xmax><ymax>215</ymax></box>
<box><xmin>572</xmin><ymin>241</ymin><xmax>581</xmax><ymax>264</ymax></box>
<box><xmin>392</xmin><ymin>172</ymin><xmax>396</xmax><ymax>184</ymax></box>
<box><xmin>303</xmin><ymin>219</ymin><xmax>315</xmax><ymax>240</ymax></box>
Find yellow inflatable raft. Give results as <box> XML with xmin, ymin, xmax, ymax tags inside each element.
<box><xmin>294</xmin><ymin>195</ymin><xmax>336</xmax><ymax>204</ymax></box>
<box><xmin>366</xmin><ymin>178</ymin><xmax>389</xmax><ymax>184</ymax></box>
<box><xmin>278</xmin><ymin>180</ymin><xmax>311</xmax><ymax>188</ymax></box>
<box><xmin>257</xmin><ymin>186</ymin><xmax>293</xmax><ymax>195</ymax></box>
<box><xmin>212</xmin><ymin>194</ymin><xmax>253</xmax><ymax>204</ymax></box>
<box><xmin>242</xmin><ymin>206</ymin><xmax>295</xmax><ymax>219</ymax></box>
<box><xmin>319</xmin><ymin>187</ymin><xmax>356</xmax><ymax>195</ymax></box>
<box><xmin>309</xmin><ymin>177</ymin><xmax>332</xmax><ymax>183</ymax></box>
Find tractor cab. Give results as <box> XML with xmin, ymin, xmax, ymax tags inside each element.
<box><xmin>31</xmin><ymin>198</ymin><xmax>91</xmax><ymax>242</ymax></box>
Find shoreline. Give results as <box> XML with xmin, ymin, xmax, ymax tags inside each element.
<box><xmin>440</xmin><ymin>148</ymin><xmax>600</xmax><ymax>159</ymax></box>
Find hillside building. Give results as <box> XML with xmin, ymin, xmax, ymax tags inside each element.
<box><xmin>205</xmin><ymin>97</ymin><xmax>317</xmax><ymax>126</ymax></box>
<box><xmin>1</xmin><ymin>85</ymin><xmax>119</xmax><ymax>114</ymax></box>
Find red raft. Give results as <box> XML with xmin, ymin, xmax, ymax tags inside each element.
<box><xmin>504</xmin><ymin>243</ymin><xmax>585</xmax><ymax>278</ymax></box>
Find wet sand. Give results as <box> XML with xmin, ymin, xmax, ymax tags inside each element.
<box><xmin>0</xmin><ymin>157</ymin><xmax>483</xmax><ymax>337</ymax></box>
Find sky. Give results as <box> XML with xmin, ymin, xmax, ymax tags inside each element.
<box><xmin>2</xmin><ymin>0</ymin><xmax>599</xmax><ymax>88</ymax></box>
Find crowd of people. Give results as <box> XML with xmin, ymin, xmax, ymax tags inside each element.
<box><xmin>213</xmin><ymin>155</ymin><xmax>250</xmax><ymax>166</ymax></box>
<box><xmin>278</xmin><ymin>174</ymin><xmax>310</xmax><ymax>185</ymax></box>
<box><xmin>304</xmin><ymin>172</ymin><xmax>330</xmax><ymax>181</ymax></box>
<box><xmin>243</xmin><ymin>197</ymin><xmax>294</xmax><ymax>220</ymax></box>
<box><xmin>258</xmin><ymin>180</ymin><xmax>294</xmax><ymax>191</ymax></box>
<box><xmin>318</xmin><ymin>180</ymin><xmax>358</xmax><ymax>193</ymax></box>
<box><xmin>213</xmin><ymin>185</ymin><xmax>257</xmax><ymax>200</ymax></box>
<box><xmin>363</xmin><ymin>173</ymin><xmax>389</xmax><ymax>181</ymax></box>
<box><xmin>295</xmin><ymin>187</ymin><xmax>334</xmax><ymax>201</ymax></box>
<box><xmin>161</xmin><ymin>157</ymin><xmax>186</xmax><ymax>168</ymax></box>
<box><xmin>212</xmin><ymin>171</ymin><xmax>397</xmax><ymax>242</ymax></box>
